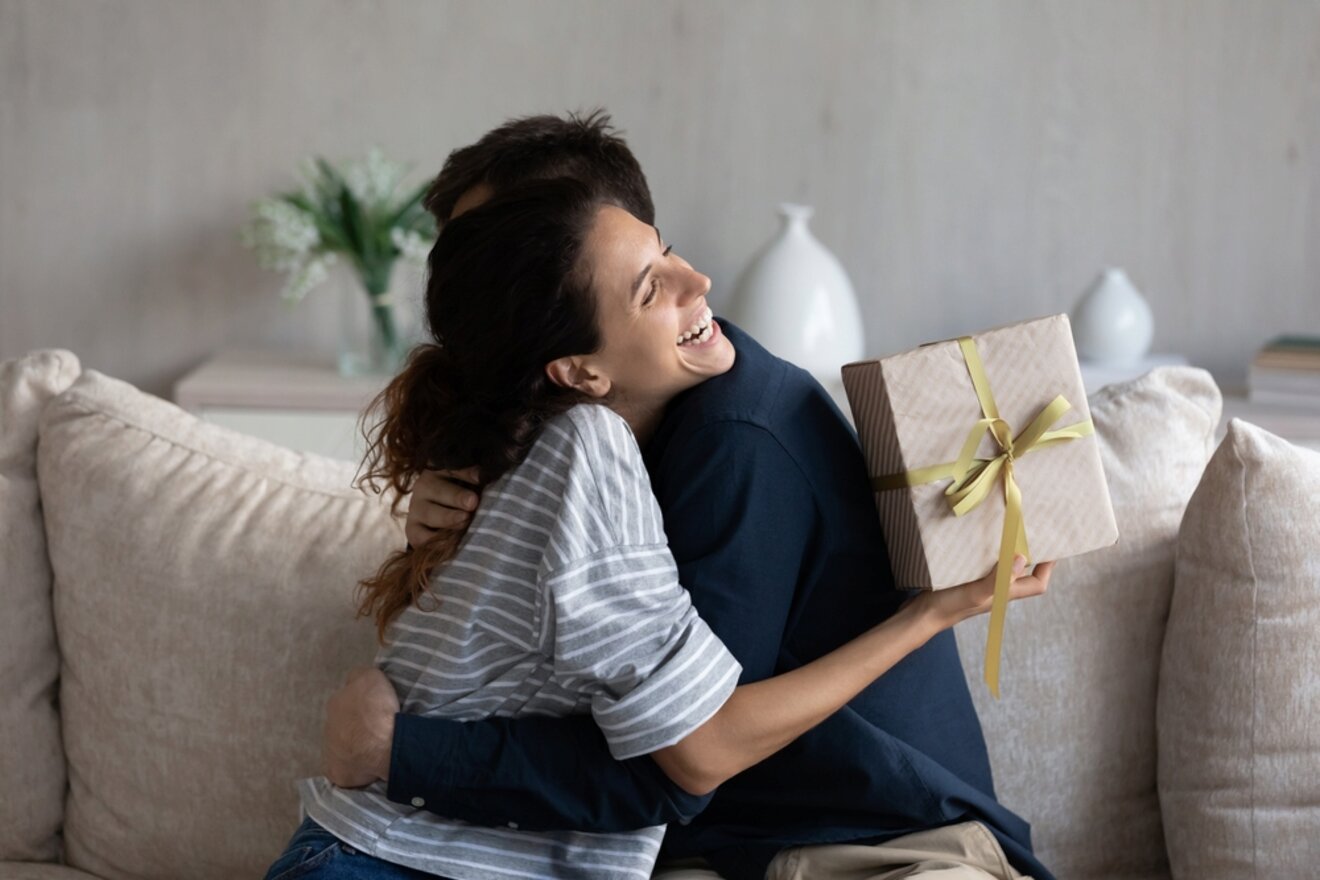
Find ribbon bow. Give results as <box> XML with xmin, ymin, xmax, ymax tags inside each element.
<box><xmin>873</xmin><ymin>336</ymin><xmax>1095</xmax><ymax>697</ymax></box>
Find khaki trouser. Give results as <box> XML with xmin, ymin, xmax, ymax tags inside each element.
<box><xmin>652</xmin><ymin>822</ymin><xmax>1031</xmax><ymax>880</ymax></box>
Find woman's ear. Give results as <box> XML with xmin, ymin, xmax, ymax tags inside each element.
<box><xmin>545</xmin><ymin>356</ymin><xmax>611</xmax><ymax>399</ymax></box>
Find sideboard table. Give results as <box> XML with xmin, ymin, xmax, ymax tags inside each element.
<box><xmin>174</xmin><ymin>350</ymin><xmax>388</xmax><ymax>462</ymax></box>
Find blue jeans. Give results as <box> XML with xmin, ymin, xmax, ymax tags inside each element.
<box><xmin>264</xmin><ymin>817</ymin><xmax>453</xmax><ymax>879</ymax></box>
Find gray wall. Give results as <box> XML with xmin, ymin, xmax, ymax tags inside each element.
<box><xmin>3</xmin><ymin>0</ymin><xmax>1318</xmax><ymax>398</ymax></box>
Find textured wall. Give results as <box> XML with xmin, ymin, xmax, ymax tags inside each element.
<box><xmin>3</xmin><ymin>0</ymin><xmax>1318</xmax><ymax>397</ymax></box>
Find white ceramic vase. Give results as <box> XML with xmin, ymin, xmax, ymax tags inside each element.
<box><xmin>1070</xmin><ymin>268</ymin><xmax>1154</xmax><ymax>366</ymax></box>
<box><xmin>727</xmin><ymin>203</ymin><xmax>864</xmax><ymax>383</ymax></box>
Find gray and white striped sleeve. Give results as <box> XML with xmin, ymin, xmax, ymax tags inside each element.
<box><xmin>544</xmin><ymin>544</ymin><xmax>742</xmax><ymax>760</ymax></box>
<box><xmin>535</xmin><ymin>406</ymin><xmax>742</xmax><ymax>761</ymax></box>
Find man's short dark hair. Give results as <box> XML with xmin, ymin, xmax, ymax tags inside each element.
<box><xmin>423</xmin><ymin>109</ymin><xmax>654</xmax><ymax>225</ymax></box>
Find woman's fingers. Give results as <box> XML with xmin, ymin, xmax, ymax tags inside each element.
<box><xmin>1008</xmin><ymin>559</ymin><xmax>1054</xmax><ymax>600</ymax></box>
<box><xmin>924</xmin><ymin>556</ymin><xmax>1056</xmax><ymax>630</ymax></box>
<box><xmin>405</xmin><ymin>468</ymin><xmax>484</xmax><ymax>548</ymax></box>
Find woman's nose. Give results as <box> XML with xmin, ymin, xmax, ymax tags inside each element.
<box><xmin>676</xmin><ymin>266</ymin><xmax>712</xmax><ymax>304</ymax></box>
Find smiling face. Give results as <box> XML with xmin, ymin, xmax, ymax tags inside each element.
<box><xmin>560</xmin><ymin>204</ymin><xmax>735</xmax><ymax>437</ymax></box>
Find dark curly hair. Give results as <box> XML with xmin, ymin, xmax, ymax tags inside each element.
<box><xmin>355</xmin><ymin>178</ymin><xmax>613</xmax><ymax>642</ymax></box>
<box><xmin>423</xmin><ymin>109</ymin><xmax>654</xmax><ymax>225</ymax></box>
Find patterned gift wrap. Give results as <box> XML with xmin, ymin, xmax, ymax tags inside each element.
<box><xmin>842</xmin><ymin>313</ymin><xmax>1119</xmax><ymax>694</ymax></box>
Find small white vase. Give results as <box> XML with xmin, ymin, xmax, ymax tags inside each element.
<box><xmin>1070</xmin><ymin>268</ymin><xmax>1154</xmax><ymax>366</ymax></box>
<box><xmin>727</xmin><ymin>203</ymin><xmax>864</xmax><ymax>383</ymax></box>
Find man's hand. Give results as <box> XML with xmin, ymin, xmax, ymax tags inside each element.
<box><xmin>322</xmin><ymin>666</ymin><xmax>399</xmax><ymax>789</ymax></box>
<box><xmin>913</xmin><ymin>554</ymin><xmax>1055</xmax><ymax>631</ymax></box>
<box><xmin>405</xmin><ymin>467</ymin><xmax>482</xmax><ymax>549</ymax></box>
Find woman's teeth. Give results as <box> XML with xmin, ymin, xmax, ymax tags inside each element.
<box><xmin>677</xmin><ymin>308</ymin><xmax>714</xmax><ymax>345</ymax></box>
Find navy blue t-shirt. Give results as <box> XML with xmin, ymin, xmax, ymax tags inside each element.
<box><xmin>387</xmin><ymin>321</ymin><xmax>1051</xmax><ymax>880</ymax></box>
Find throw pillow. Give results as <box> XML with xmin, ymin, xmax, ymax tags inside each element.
<box><xmin>1158</xmin><ymin>418</ymin><xmax>1320</xmax><ymax>877</ymax></box>
<box><xmin>38</xmin><ymin>368</ymin><xmax>402</xmax><ymax>880</ymax></box>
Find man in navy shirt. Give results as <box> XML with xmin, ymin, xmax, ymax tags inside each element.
<box><xmin>322</xmin><ymin>112</ymin><xmax>1053</xmax><ymax>880</ymax></box>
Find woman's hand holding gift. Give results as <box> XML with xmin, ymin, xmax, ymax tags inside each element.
<box><xmin>912</xmin><ymin>555</ymin><xmax>1055</xmax><ymax>632</ymax></box>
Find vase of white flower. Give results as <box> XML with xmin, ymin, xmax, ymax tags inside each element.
<box><xmin>240</xmin><ymin>146</ymin><xmax>436</xmax><ymax>376</ymax></box>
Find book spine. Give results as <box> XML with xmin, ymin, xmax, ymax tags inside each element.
<box><xmin>1254</xmin><ymin>351</ymin><xmax>1320</xmax><ymax>371</ymax></box>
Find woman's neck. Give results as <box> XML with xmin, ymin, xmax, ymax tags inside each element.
<box><xmin>612</xmin><ymin>398</ymin><xmax>665</xmax><ymax>449</ymax></box>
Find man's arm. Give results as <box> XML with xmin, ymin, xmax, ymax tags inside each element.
<box><xmin>389</xmin><ymin>712</ymin><xmax>715</xmax><ymax>831</ymax></box>
<box><xmin>328</xmin><ymin>422</ymin><xmax>814</xmax><ymax>830</ymax></box>
<box><xmin>322</xmin><ymin>655</ymin><xmax>711</xmax><ymax>833</ymax></box>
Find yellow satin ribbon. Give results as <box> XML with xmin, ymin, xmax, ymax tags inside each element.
<box><xmin>872</xmin><ymin>336</ymin><xmax>1095</xmax><ymax>698</ymax></box>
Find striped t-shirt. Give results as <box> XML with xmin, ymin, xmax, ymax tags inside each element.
<box><xmin>298</xmin><ymin>403</ymin><xmax>742</xmax><ymax>880</ymax></box>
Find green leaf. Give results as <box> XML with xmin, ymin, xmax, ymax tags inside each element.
<box><xmin>339</xmin><ymin>185</ymin><xmax>368</xmax><ymax>263</ymax></box>
<box><xmin>312</xmin><ymin>158</ymin><xmax>352</xmax><ymax>217</ymax></box>
<box><xmin>372</xmin><ymin>224</ymin><xmax>394</xmax><ymax>259</ymax></box>
<box><xmin>275</xmin><ymin>190</ymin><xmax>348</xmax><ymax>252</ymax></box>
<box><xmin>411</xmin><ymin>211</ymin><xmax>438</xmax><ymax>238</ymax></box>
<box><xmin>314</xmin><ymin>217</ymin><xmax>349</xmax><ymax>252</ymax></box>
<box><xmin>279</xmin><ymin>189</ymin><xmax>311</xmax><ymax>209</ymax></box>
<box><xmin>384</xmin><ymin>180</ymin><xmax>432</xmax><ymax>229</ymax></box>
<box><xmin>315</xmin><ymin>156</ymin><xmax>348</xmax><ymax>191</ymax></box>
<box><xmin>306</xmin><ymin>166</ymin><xmax>339</xmax><ymax>212</ymax></box>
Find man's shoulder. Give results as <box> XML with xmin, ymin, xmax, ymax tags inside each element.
<box><xmin>666</xmin><ymin>320</ymin><xmax>823</xmax><ymax>430</ymax></box>
<box><xmin>656</xmin><ymin>321</ymin><xmax>857</xmax><ymax>465</ymax></box>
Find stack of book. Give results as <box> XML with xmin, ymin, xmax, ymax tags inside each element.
<box><xmin>1249</xmin><ymin>336</ymin><xmax>1320</xmax><ymax>408</ymax></box>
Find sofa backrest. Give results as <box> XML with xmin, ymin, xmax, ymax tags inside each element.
<box><xmin>956</xmin><ymin>366</ymin><xmax>1221</xmax><ymax>880</ymax></box>
<box><xmin>36</xmin><ymin>366</ymin><xmax>401</xmax><ymax>880</ymax></box>
<box><xmin>0</xmin><ymin>350</ymin><xmax>82</xmax><ymax>862</ymax></box>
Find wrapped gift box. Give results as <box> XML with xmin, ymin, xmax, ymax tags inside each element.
<box><xmin>842</xmin><ymin>313</ymin><xmax>1119</xmax><ymax>592</ymax></box>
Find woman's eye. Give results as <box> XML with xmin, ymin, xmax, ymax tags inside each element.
<box><xmin>642</xmin><ymin>277</ymin><xmax>658</xmax><ymax>307</ymax></box>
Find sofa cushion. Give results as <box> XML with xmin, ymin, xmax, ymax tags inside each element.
<box><xmin>37</xmin><ymin>369</ymin><xmax>402</xmax><ymax>880</ymax></box>
<box><xmin>1</xmin><ymin>350</ymin><xmax>81</xmax><ymax>863</ymax></box>
<box><xmin>1158</xmin><ymin>419</ymin><xmax>1320</xmax><ymax>877</ymax></box>
<box><xmin>956</xmin><ymin>366</ymin><xmax>1221</xmax><ymax>880</ymax></box>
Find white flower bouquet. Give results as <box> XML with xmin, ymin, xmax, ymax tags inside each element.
<box><xmin>240</xmin><ymin>146</ymin><xmax>437</xmax><ymax>372</ymax></box>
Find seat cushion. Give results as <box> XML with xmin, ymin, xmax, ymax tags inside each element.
<box><xmin>0</xmin><ymin>350</ymin><xmax>81</xmax><ymax>862</ymax></box>
<box><xmin>37</xmin><ymin>369</ymin><xmax>402</xmax><ymax>880</ymax></box>
<box><xmin>1159</xmin><ymin>419</ymin><xmax>1320</xmax><ymax>877</ymax></box>
<box><xmin>956</xmin><ymin>366</ymin><xmax>1221</xmax><ymax>880</ymax></box>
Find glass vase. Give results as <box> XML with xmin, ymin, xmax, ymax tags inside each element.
<box><xmin>336</xmin><ymin>263</ymin><xmax>411</xmax><ymax>378</ymax></box>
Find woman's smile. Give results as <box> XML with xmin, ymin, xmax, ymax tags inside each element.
<box><xmin>677</xmin><ymin>306</ymin><xmax>714</xmax><ymax>345</ymax></box>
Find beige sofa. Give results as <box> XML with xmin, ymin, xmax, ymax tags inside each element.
<box><xmin>3</xmin><ymin>349</ymin><xmax>1318</xmax><ymax>880</ymax></box>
